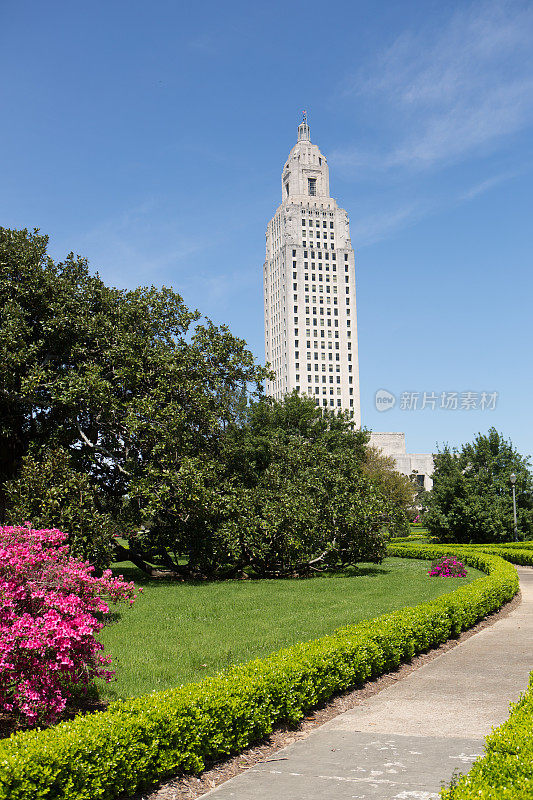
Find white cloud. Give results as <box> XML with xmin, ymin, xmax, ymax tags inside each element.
<box><xmin>335</xmin><ymin>0</ymin><xmax>533</xmax><ymax>172</ymax></box>
<box><xmin>461</xmin><ymin>169</ymin><xmax>520</xmax><ymax>200</ymax></box>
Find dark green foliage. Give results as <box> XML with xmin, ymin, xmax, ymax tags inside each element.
<box><xmin>424</xmin><ymin>428</ymin><xmax>533</xmax><ymax>544</ymax></box>
<box><xmin>4</xmin><ymin>449</ymin><xmax>117</xmax><ymax>570</ymax></box>
<box><xmin>133</xmin><ymin>394</ymin><xmax>410</xmax><ymax>577</ymax></box>
<box><xmin>440</xmin><ymin>672</ymin><xmax>533</xmax><ymax>799</ymax></box>
<box><xmin>0</xmin><ymin>227</ymin><xmax>268</xmax><ymax>563</ymax></box>
<box><xmin>0</xmin><ymin>546</ymin><xmax>518</xmax><ymax>800</ymax></box>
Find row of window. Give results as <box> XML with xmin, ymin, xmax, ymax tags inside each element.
<box><xmin>303</xmin><ymin>233</ymin><xmax>333</xmax><ymax>241</ymax></box>
<box><xmin>293</xmin><ymin>250</ymin><xmax>349</xmax><ymax>263</ymax></box>
<box><xmin>295</xmin><ymin>307</ymin><xmax>344</xmax><ymax>317</ymax></box>
<box><xmin>293</xmin><ymin>389</ymin><xmax>355</xmax><ymax>409</ymax></box>
<box><xmin>301</xmin><ymin>209</ymin><xmax>334</xmax><ymax>217</ymax></box>
<box><xmin>300</xmin><ymin>330</ymin><xmax>351</xmax><ymax>339</ymax></box>
<box><xmin>301</xmin><ymin>317</ymin><xmax>350</xmax><ymax>326</ymax></box>
<box><xmin>293</xmin><ymin>262</ymin><xmax>338</xmax><ymax>273</ymax></box>
<box><xmin>302</xmin><ymin>296</ymin><xmax>351</xmax><ymax>306</ymax></box>
<box><xmin>302</xmin><ymin>219</ymin><xmax>334</xmax><ymax>229</ymax></box>
<box><xmin>306</xmin><ymin>364</ymin><xmax>343</xmax><ymax>372</ymax></box>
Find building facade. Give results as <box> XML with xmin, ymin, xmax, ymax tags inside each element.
<box><xmin>263</xmin><ymin>115</ymin><xmax>361</xmax><ymax>424</ymax></box>
<box><xmin>368</xmin><ymin>432</ymin><xmax>435</xmax><ymax>491</ymax></box>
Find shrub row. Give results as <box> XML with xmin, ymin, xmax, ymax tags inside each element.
<box><xmin>0</xmin><ymin>546</ymin><xmax>518</xmax><ymax>800</ymax></box>
<box><xmin>450</xmin><ymin>544</ymin><xmax>533</xmax><ymax>567</ymax></box>
<box><xmin>440</xmin><ymin>671</ymin><xmax>533</xmax><ymax>799</ymax></box>
<box><xmin>483</xmin><ymin>541</ymin><xmax>533</xmax><ymax>548</ymax></box>
<box><xmin>477</xmin><ymin>547</ymin><xmax>533</xmax><ymax>566</ymax></box>
<box><xmin>389</xmin><ymin>534</ymin><xmax>433</xmax><ymax>542</ymax></box>
<box><xmin>395</xmin><ymin>541</ymin><xmax>533</xmax><ymax>566</ymax></box>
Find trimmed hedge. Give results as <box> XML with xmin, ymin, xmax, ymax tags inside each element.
<box><xmin>484</xmin><ymin>541</ymin><xmax>533</xmax><ymax>548</ymax></box>
<box><xmin>0</xmin><ymin>546</ymin><xmax>518</xmax><ymax>800</ymax></box>
<box><xmin>441</xmin><ymin>672</ymin><xmax>533</xmax><ymax>799</ymax></box>
<box><xmin>444</xmin><ymin>544</ymin><xmax>533</xmax><ymax>567</ymax></box>
<box><xmin>473</xmin><ymin>547</ymin><xmax>533</xmax><ymax>566</ymax></box>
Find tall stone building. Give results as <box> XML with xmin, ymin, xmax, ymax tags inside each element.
<box><xmin>263</xmin><ymin>114</ymin><xmax>361</xmax><ymax>424</ymax></box>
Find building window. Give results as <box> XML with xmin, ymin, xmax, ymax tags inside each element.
<box><xmin>308</xmin><ymin>178</ymin><xmax>317</xmax><ymax>196</ymax></box>
<box><xmin>285</xmin><ymin>184</ymin><xmax>289</xmax><ymax>196</ymax></box>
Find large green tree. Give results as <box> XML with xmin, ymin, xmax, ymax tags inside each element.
<box><xmin>127</xmin><ymin>394</ymin><xmax>410</xmax><ymax>578</ymax></box>
<box><xmin>0</xmin><ymin>227</ymin><xmax>268</xmax><ymax>561</ymax></box>
<box><xmin>423</xmin><ymin>428</ymin><xmax>533</xmax><ymax>543</ymax></box>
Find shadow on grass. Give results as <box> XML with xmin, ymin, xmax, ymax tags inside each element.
<box><xmin>110</xmin><ymin>562</ymin><xmax>391</xmax><ymax>586</ymax></box>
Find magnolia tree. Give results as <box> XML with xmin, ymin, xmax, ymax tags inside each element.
<box><xmin>0</xmin><ymin>526</ymin><xmax>137</xmax><ymax>727</ymax></box>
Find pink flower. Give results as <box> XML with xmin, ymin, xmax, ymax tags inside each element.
<box><xmin>0</xmin><ymin>525</ymin><xmax>138</xmax><ymax>727</ymax></box>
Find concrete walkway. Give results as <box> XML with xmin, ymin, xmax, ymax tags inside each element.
<box><xmin>202</xmin><ymin>567</ymin><xmax>533</xmax><ymax>800</ymax></box>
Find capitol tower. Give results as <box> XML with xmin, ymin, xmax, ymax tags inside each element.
<box><xmin>263</xmin><ymin>114</ymin><xmax>361</xmax><ymax>424</ymax></box>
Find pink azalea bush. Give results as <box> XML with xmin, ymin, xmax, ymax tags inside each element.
<box><xmin>429</xmin><ymin>556</ymin><xmax>467</xmax><ymax>578</ymax></box>
<box><xmin>0</xmin><ymin>525</ymin><xmax>138</xmax><ymax>727</ymax></box>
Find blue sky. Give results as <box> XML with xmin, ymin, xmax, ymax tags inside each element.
<box><xmin>1</xmin><ymin>0</ymin><xmax>532</xmax><ymax>458</ymax></box>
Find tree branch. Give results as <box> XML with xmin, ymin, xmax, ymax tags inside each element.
<box><xmin>76</xmin><ymin>424</ymin><xmax>131</xmax><ymax>476</ymax></box>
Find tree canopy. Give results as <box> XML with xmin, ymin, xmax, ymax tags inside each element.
<box><xmin>423</xmin><ymin>428</ymin><xmax>533</xmax><ymax>543</ymax></box>
<box><xmin>0</xmin><ymin>228</ymin><xmax>267</xmax><ymax>545</ymax></box>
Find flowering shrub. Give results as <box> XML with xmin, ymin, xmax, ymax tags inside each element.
<box><xmin>429</xmin><ymin>556</ymin><xmax>467</xmax><ymax>577</ymax></box>
<box><xmin>0</xmin><ymin>526</ymin><xmax>138</xmax><ymax>727</ymax></box>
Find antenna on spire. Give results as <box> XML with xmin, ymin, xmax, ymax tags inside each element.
<box><xmin>298</xmin><ymin>110</ymin><xmax>310</xmax><ymax>142</ymax></box>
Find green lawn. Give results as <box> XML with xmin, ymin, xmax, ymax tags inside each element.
<box><xmin>98</xmin><ymin>556</ymin><xmax>484</xmax><ymax>700</ymax></box>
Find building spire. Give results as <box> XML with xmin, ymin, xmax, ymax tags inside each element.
<box><xmin>297</xmin><ymin>110</ymin><xmax>310</xmax><ymax>142</ymax></box>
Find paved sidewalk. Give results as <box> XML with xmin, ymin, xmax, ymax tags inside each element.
<box><xmin>202</xmin><ymin>567</ymin><xmax>533</xmax><ymax>800</ymax></box>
